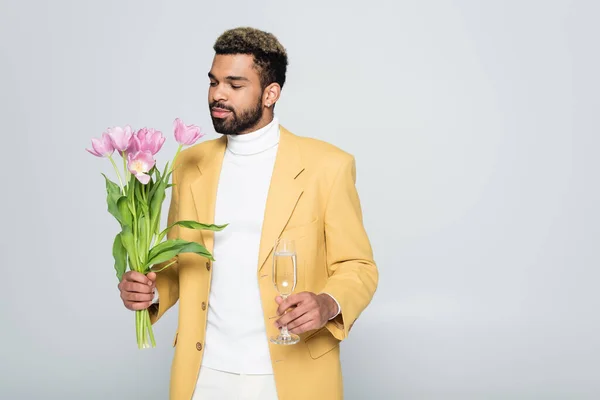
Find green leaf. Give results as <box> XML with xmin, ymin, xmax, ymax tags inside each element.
<box><xmin>146</xmin><ymin>172</ymin><xmax>156</xmax><ymax>197</ymax></box>
<box><xmin>134</xmin><ymin>178</ymin><xmax>149</xmax><ymax>216</ymax></box>
<box><xmin>165</xmin><ymin>169</ymin><xmax>174</xmax><ymax>185</ymax></box>
<box><xmin>162</xmin><ymin>161</ymin><xmax>170</xmax><ymax>182</ymax></box>
<box><xmin>126</xmin><ymin>173</ymin><xmax>136</xmax><ymax>197</ymax></box>
<box><xmin>113</xmin><ymin>233</ymin><xmax>127</xmax><ymax>281</ymax></box>
<box><xmin>138</xmin><ymin>215</ymin><xmax>148</xmax><ymax>265</ymax></box>
<box><xmin>152</xmin><ymin>166</ymin><xmax>161</xmax><ymax>184</ymax></box>
<box><xmin>149</xmin><ymin>162</ymin><xmax>167</xmax><ymax>200</ymax></box>
<box><xmin>117</xmin><ymin>196</ymin><xmax>133</xmax><ymax>227</ymax></box>
<box><xmin>153</xmin><ymin>208</ymin><xmax>162</xmax><ymax>237</ymax></box>
<box><xmin>156</xmin><ymin>220</ymin><xmax>227</xmax><ymax>244</ymax></box>
<box><xmin>149</xmin><ymin>178</ymin><xmax>167</xmax><ymax>235</ymax></box>
<box><xmin>165</xmin><ymin>220</ymin><xmax>226</xmax><ymax>236</ymax></box>
<box><xmin>175</xmin><ymin>220</ymin><xmax>228</xmax><ymax>231</ymax></box>
<box><xmin>102</xmin><ymin>174</ymin><xmax>123</xmax><ymax>223</ymax></box>
<box><xmin>145</xmin><ymin>239</ymin><xmax>213</xmax><ymax>268</ymax></box>
<box><xmin>120</xmin><ymin>225</ymin><xmax>138</xmax><ymax>271</ymax></box>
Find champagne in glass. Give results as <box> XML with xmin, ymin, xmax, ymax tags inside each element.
<box><xmin>270</xmin><ymin>238</ymin><xmax>300</xmax><ymax>345</ymax></box>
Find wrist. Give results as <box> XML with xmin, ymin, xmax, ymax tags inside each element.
<box><xmin>318</xmin><ymin>293</ymin><xmax>338</xmax><ymax>320</ymax></box>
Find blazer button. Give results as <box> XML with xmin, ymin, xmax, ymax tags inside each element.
<box><xmin>196</xmin><ymin>342</ymin><xmax>203</xmax><ymax>351</ymax></box>
<box><xmin>201</xmin><ymin>302</ymin><xmax>206</xmax><ymax>311</ymax></box>
<box><xmin>205</xmin><ymin>262</ymin><xmax>211</xmax><ymax>271</ymax></box>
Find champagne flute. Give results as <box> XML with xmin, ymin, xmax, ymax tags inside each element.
<box><xmin>270</xmin><ymin>238</ymin><xmax>300</xmax><ymax>345</ymax></box>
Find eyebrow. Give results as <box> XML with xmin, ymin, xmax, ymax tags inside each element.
<box><xmin>208</xmin><ymin>72</ymin><xmax>250</xmax><ymax>82</ymax></box>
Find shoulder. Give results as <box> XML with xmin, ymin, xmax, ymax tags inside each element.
<box><xmin>174</xmin><ymin>136</ymin><xmax>225</xmax><ymax>166</ymax></box>
<box><xmin>171</xmin><ymin>136</ymin><xmax>226</xmax><ymax>179</ymax></box>
<box><xmin>282</xmin><ymin>126</ymin><xmax>355</xmax><ymax>170</ymax></box>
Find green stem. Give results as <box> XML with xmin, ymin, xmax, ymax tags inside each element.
<box><xmin>130</xmin><ymin>180</ymin><xmax>140</xmax><ymax>271</ymax></box>
<box><xmin>141</xmin><ymin>187</ymin><xmax>151</xmax><ymax>270</ymax></box>
<box><xmin>136</xmin><ymin>310</ymin><xmax>141</xmax><ymax>349</ymax></box>
<box><xmin>141</xmin><ymin>311</ymin><xmax>146</xmax><ymax>348</ymax></box>
<box><xmin>149</xmin><ymin>258</ymin><xmax>177</xmax><ymax>273</ymax></box>
<box><xmin>108</xmin><ymin>155</ymin><xmax>125</xmax><ymax>195</ymax></box>
<box><xmin>154</xmin><ymin>207</ymin><xmax>162</xmax><ymax>240</ymax></box>
<box><xmin>147</xmin><ymin>183</ymin><xmax>156</xmax><ymax>249</ymax></box>
<box><xmin>145</xmin><ymin>217</ymin><xmax>151</xmax><ymax>267</ymax></box>
<box><xmin>155</xmin><ymin>229</ymin><xmax>168</xmax><ymax>246</ymax></box>
<box><xmin>145</xmin><ymin>183</ymin><xmax>151</xmax><ymax>251</ymax></box>
<box><xmin>146</xmin><ymin>310</ymin><xmax>156</xmax><ymax>347</ymax></box>
<box><xmin>122</xmin><ymin>151</ymin><xmax>130</xmax><ymax>182</ymax></box>
<box><xmin>168</xmin><ymin>144</ymin><xmax>183</xmax><ymax>174</ymax></box>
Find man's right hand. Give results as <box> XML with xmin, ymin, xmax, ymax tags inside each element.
<box><xmin>118</xmin><ymin>271</ymin><xmax>157</xmax><ymax>310</ymax></box>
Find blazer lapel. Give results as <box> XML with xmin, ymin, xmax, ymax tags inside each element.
<box><xmin>257</xmin><ymin>127</ymin><xmax>305</xmax><ymax>272</ymax></box>
<box><xmin>190</xmin><ymin>136</ymin><xmax>227</xmax><ymax>255</ymax></box>
<box><xmin>188</xmin><ymin>127</ymin><xmax>304</xmax><ymax>270</ymax></box>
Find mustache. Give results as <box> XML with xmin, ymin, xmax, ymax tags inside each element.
<box><xmin>210</xmin><ymin>102</ymin><xmax>235</xmax><ymax>112</ymax></box>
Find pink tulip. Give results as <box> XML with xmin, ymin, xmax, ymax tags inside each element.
<box><xmin>86</xmin><ymin>133</ymin><xmax>115</xmax><ymax>157</ymax></box>
<box><xmin>107</xmin><ymin>125</ymin><xmax>134</xmax><ymax>152</ymax></box>
<box><xmin>129</xmin><ymin>128</ymin><xmax>165</xmax><ymax>155</ymax></box>
<box><xmin>173</xmin><ymin>118</ymin><xmax>204</xmax><ymax>145</ymax></box>
<box><xmin>127</xmin><ymin>151</ymin><xmax>155</xmax><ymax>184</ymax></box>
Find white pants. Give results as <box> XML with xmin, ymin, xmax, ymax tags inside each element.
<box><xmin>192</xmin><ymin>366</ymin><xmax>279</xmax><ymax>400</ymax></box>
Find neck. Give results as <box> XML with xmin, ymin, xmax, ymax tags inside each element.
<box><xmin>237</xmin><ymin>111</ymin><xmax>274</xmax><ymax>135</ymax></box>
<box><xmin>225</xmin><ymin>115</ymin><xmax>279</xmax><ymax>156</ymax></box>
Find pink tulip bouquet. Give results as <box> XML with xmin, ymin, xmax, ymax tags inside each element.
<box><xmin>87</xmin><ymin>118</ymin><xmax>226</xmax><ymax>349</ymax></box>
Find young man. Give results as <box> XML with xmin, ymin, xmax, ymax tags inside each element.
<box><xmin>117</xmin><ymin>27</ymin><xmax>378</xmax><ymax>400</ymax></box>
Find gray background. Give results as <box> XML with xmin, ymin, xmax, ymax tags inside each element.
<box><xmin>0</xmin><ymin>0</ymin><xmax>598</xmax><ymax>399</ymax></box>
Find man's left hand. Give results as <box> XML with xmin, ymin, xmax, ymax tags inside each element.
<box><xmin>274</xmin><ymin>292</ymin><xmax>338</xmax><ymax>335</ymax></box>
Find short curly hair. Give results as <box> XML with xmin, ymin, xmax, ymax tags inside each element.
<box><xmin>213</xmin><ymin>27</ymin><xmax>288</xmax><ymax>89</ymax></box>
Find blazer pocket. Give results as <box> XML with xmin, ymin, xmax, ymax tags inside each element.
<box><xmin>281</xmin><ymin>217</ymin><xmax>319</xmax><ymax>239</ymax></box>
<box><xmin>304</xmin><ymin>327</ymin><xmax>340</xmax><ymax>360</ymax></box>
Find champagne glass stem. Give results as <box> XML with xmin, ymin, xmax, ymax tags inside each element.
<box><xmin>279</xmin><ymin>294</ymin><xmax>291</xmax><ymax>339</ymax></box>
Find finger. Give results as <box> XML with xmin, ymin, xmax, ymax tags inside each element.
<box><xmin>289</xmin><ymin>319</ymin><xmax>320</xmax><ymax>335</ymax></box>
<box><xmin>277</xmin><ymin>292</ymin><xmax>314</xmax><ymax>315</ymax></box>
<box><xmin>285</xmin><ymin>311</ymin><xmax>314</xmax><ymax>332</ymax></box>
<box><xmin>121</xmin><ymin>291</ymin><xmax>154</xmax><ymax>302</ymax></box>
<box><xmin>122</xmin><ymin>282</ymin><xmax>154</xmax><ymax>294</ymax></box>
<box><xmin>126</xmin><ymin>301</ymin><xmax>152</xmax><ymax>311</ymax></box>
<box><xmin>125</xmin><ymin>271</ymin><xmax>153</xmax><ymax>286</ymax></box>
<box><xmin>146</xmin><ymin>272</ymin><xmax>157</xmax><ymax>284</ymax></box>
<box><xmin>277</xmin><ymin>293</ymin><xmax>305</xmax><ymax>315</ymax></box>
<box><xmin>275</xmin><ymin>296</ymin><xmax>283</xmax><ymax>305</ymax></box>
<box><xmin>276</xmin><ymin>304</ymin><xmax>310</xmax><ymax>327</ymax></box>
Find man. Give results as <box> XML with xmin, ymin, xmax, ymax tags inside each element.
<box><xmin>117</xmin><ymin>27</ymin><xmax>378</xmax><ymax>400</ymax></box>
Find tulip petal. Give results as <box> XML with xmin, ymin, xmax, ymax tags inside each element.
<box><xmin>91</xmin><ymin>138</ymin><xmax>106</xmax><ymax>156</ymax></box>
<box><xmin>135</xmin><ymin>172</ymin><xmax>151</xmax><ymax>184</ymax></box>
<box><xmin>87</xmin><ymin>133</ymin><xmax>114</xmax><ymax>158</ymax></box>
<box><xmin>127</xmin><ymin>151</ymin><xmax>155</xmax><ymax>176</ymax></box>
<box><xmin>107</xmin><ymin>126</ymin><xmax>133</xmax><ymax>152</ymax></box>
<box><xmin>174</xmin><ymin>118</ymin><xmax>204</xmax><ymax>146</ymax></box>
<box><xmin>86</xmin><ymin>147</ymin><xmax>102</xmax><ymax>157</ymax></box>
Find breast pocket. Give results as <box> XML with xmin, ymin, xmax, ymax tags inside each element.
<box><xmin>281</xmin><ymin>216</ymin><xmax>319</xmax><ymax>239</ymax></box>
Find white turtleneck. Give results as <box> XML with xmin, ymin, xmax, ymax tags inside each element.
<box><xmin>201</xmin><ymin>116</ymin><xmax>281</xmax><ymax>374</ymax></box>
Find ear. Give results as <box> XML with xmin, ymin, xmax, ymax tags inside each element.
<box><xmin>263</xmin><ymin>83</ymin><xmax>281</xmax><ymax>108</ymax></box>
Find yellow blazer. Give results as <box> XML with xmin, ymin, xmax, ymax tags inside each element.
<box><xmin>150</xmin><ymin>126</ymin><xmax>378</xmax><ymax>400</ymax></box>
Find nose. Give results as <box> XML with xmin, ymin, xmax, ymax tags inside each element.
<box><xmin>211</xmin><ymin>83</ymin><xmax>227</xmax><ymax>104</ymax></box>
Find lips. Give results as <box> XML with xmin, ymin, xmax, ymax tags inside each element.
<box><xmin>211</xmin><ymin>107</ymin><xmax>232</xmax><ymax>118</ymax></box>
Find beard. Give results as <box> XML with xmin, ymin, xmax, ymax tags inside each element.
<box><xmin>210</xmin><ymin>97</ymin><xmax>263</xmax><ymax>135</ymax></box>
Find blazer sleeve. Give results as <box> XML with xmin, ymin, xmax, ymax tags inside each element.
<box><xmin>148</xmin><ymin>164</ymin><xmax>182</xmax><ymax>325</ymax></box>
<box><xmin>320</xmin><ymin>155</ymin><xmax>378</xmax><ymax>341</ymax></box>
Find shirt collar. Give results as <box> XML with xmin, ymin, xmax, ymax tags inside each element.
<box><xmin>226</xmin><ymin>116</ymin><xmax>280</xmax><ymax>156</ymax></box>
